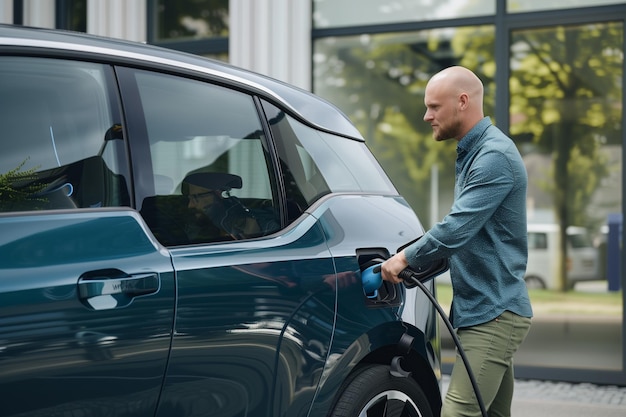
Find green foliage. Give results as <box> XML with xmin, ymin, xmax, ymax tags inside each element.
<box><xmin>0</xmin><ymin>160</ymin><xmax>45</xmax><ymax>211</ymax></box>
<box><xmin>509</xmin><ymin>22</ymin><xmax>622</xmax><ymax>229</ymax></box>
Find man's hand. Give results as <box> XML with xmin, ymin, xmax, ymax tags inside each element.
<box><xmin>381</xmin><ymin>250</ymin><xmax>409</xmax><ymax>284</ymax></box>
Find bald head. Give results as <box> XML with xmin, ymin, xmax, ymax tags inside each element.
<box><xmin>429</xmin><ymin>66</ymin><xmax>484</xmax><ymax>105</ymax></box>
<box><xmin>423</xmin><ymin>66</ymin><xmax>485</xmax><ymax>141</ymax></box>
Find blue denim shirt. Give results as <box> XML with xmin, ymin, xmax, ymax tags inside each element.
<box><xmin>405</xmin><ymin>117</ymin><xmax>533</xmax><ymax>328</ymax></box>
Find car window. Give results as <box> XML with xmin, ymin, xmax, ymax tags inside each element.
<box><xmin>0</xmin><ymin>57</ymin><xmax>130</xmax><ymax>212</ymax></box>
<box><xmin>567</xmin><ymin>231</ymin><xmax>593</xmax><ymax>249</ymax></box>
<box><xmin>262</xmin><ymin>101</ymin><xmax>396</xmax><ymax>219</ymax></box>
<box><xmin>128</xmin><ymin>69</ymin><xmax>280</xmax><ymax>245</ymax></box>
<box><xmin>527</xmin><ymin>232</ymin><xmax>548</xmax><ymax>250</ymax></box>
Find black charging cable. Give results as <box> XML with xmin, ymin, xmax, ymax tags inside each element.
<box><xmin>398</xmin><ymin>269</ymin><xmax>489</xmax><ymax>417</ymax></box>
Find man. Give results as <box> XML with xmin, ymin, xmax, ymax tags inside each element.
<box><xmin>381</xmin><ymin>66</ymin><xmax>533</xmax><ymax>417</ymax></box>
<box><xmin>184</xmin><ymin>172</ymin><xmax>261</xmax><ymax>240</ymax></box>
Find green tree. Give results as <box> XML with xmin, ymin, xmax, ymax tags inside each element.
<box><xmin>509</xmin><ymin>23</ymin><xmax>622</xmax><ymax>290</ymax></box>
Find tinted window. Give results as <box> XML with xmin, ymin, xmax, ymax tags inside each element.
<box><xmin>0</xmin><ymin>57</ymin><xmax>130</xmax><ymax>212</ymax></box>
<box><xmin>262</xmin><ymin>102</ymin><xmax>329</xmax><ymax>214</ymax></box>
<box><xmin>308</xmin><ymin>127</ymin><xmax>396</xmax><ymax>193</ymax></box>
<box><xmin>262</xmin><ymin>101</ymin><xmax>396</xmax><ymax>214</ymax></box>
<box><xmin>129</xmin><ymin>70</ymin><xmax>280</xmax><ymax>245</ymax></box>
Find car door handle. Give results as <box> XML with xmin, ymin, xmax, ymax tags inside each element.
<box><xmin>78</xmin><ymin>273</ymin><xmax>160</xmax><ymax>299</ymax></box>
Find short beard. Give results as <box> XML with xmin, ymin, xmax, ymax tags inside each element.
<box><xmin>435</xmin><ymin>117</ymin><xmax>462</xmax><ymax>141</ymax></box>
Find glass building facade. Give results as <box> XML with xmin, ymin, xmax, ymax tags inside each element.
<box><xmin>312</xmin><ymin>0</ymin><xmax>625</xmax><ymax>385</ymax></box>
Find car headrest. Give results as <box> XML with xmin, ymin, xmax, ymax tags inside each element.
<box><xmin>183</xmin><ymin>172</ymin><xmax>243</xmax><ymax>191</ymax></box>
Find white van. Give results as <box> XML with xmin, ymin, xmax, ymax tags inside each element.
<box><xmin>526</xmin><ymin>224</ymin><xmax>600</xmax><ymax>290</ymax></box>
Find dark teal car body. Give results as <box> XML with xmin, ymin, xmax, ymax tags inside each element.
<box><xmin>0</xmin><ymin>25</ymin><xmax>444</xmax><ymax>417</ymax></box>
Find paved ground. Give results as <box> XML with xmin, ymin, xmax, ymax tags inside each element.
<box><xmin>441</xmin><ymin>375</ymin><xmax>626</xmax><ymax>416</ymax></box>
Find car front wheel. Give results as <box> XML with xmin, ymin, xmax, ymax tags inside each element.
<box><xmin>329</xmin><ymin>364</ymin><xmax>434</xmax><ymax>417</ymax></box>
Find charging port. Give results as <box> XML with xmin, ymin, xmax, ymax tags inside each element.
<box><xmin>356</xmin><ymin>247</ymin><xmax>402</xmax><ymax>307</ymax></box>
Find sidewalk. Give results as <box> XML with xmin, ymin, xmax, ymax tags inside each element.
<box><xmin>441</xmin><ymin>375</ymin><xmax>626</xmax><ymax>417</ymax></box>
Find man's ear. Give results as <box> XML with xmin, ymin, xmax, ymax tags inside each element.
<box><xmin>458</xmin><ymin>92</ymin><xmax>470</xmax><ymax>110</ymax></box>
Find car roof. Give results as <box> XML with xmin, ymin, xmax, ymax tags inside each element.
<box><xmin>527</xmin><ymin>223</ymin><xmax>588</xmax><ymax>235</ymax></box>
<box><xmin>527</xmin><ymin>223</ymin><xmax>560</xmax><ymax>232</ymax></box>
<box><xmin>0</xmin><ymin>24</ymin><xmax>363</xmax><ymax>141</ymax></box>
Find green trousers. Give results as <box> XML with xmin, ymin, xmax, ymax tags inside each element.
<box><xmin>442</xmin><ymin>310</ymin><xmax>532</xmax><ymax>417</ymax></box>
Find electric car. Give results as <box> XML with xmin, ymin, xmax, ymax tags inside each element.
<box><xmin>0</xmin><ymin>25</ymin><xmax>446</xmax><ymax>417</ymax></box>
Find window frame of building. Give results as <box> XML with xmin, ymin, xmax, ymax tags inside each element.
<box><xmin>146</xmin><ymin>0</ymin><xmax>229</xmax><ymax>59</ymax></box>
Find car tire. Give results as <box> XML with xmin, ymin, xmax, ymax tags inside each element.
<box><xmin>329</xmin><ymin>364</ymin><xmax>434</xmax><ymax>417</ymax></box>
<box><xmin>524</xmin><ymin>275</ymin><xmax>546</xmax><ymax>290</ymax></box>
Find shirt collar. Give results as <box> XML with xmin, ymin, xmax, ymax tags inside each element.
<box><xmin>457</xmin><ymin>117</ymin><xmax>492</xmax><ymax>154</ymax></box>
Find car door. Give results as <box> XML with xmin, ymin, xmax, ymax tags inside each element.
<box><xmin>117</xmin><ymin>67</ymin><xmax>338</xmax><ymax>417</ymax></box>
<box><xmin>160</xmin><ymin>224</ymin><xmax>336</xmax><ymax>417</ymax></box>
<box><xmin>0</xmin><ymin>57</ymin><xmax>175</xmax><ymax>416</ymax></box>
